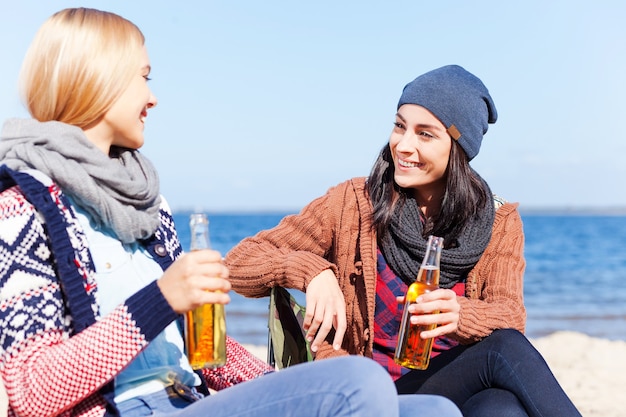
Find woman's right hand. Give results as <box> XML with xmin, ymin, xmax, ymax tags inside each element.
<box><xmin>396</xmin><ymin>288</ymin><xmax>460</xmax><ymax>338</ymax></box>
<box><xmin>157</xmin><ymin>250</ymin><xmax>231</xmax><ymax>314</ymax></box>
<box><xmin>303</xmin><ymin>269</ymin><xmax>347</xmax><ymax>352</ymax></box>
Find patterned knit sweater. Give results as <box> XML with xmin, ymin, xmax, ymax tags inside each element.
<box><xmin>226</xmin><ymin>177</ymin><xmax>527</xmax><ymax>361</ymax></box>
<box><xmin>0</xmin><ymin>167</ymin><xmax>271</xmax><ymax>417</ymax></box>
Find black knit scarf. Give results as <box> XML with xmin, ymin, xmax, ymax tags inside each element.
<box><xmin>379</xmin><ymin>181</ymin><xmax>495</xmax><ymax>289</ymax></box>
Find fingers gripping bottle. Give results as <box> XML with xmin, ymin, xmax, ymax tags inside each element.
<box><xmin>394</xmin><ymin>235</ymin><xmax>443</xmax><ymax>370</ymax></box>
<box><xmin>184</xmin><ymin>213</ymin><xmax>227</xmax><ymax>369</ymax></box>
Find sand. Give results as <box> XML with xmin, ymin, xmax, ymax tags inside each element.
<box><xmin>529</xmin><ymin>331</ymin><xmax>626</xmax><ymax>417</ymax></box>
<box><xmin>244</xmin><ymin>330</ymin><xmax>626</xmax><ymax>417</ymax></box>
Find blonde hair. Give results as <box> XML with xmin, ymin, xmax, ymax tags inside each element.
<box><xmin>19</xmin><ymin>8</ymin><xmax>145</xmax><ymax>128</ymax></box>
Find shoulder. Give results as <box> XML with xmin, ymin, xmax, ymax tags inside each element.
<box><xmin>324</xmin><ymin>177</ymin><xmax>368</xmax><ymax>198</ymax></box>
<box><xmin>155</xmin><ymin>195</ymin><xmax>175</xmax><ymax>229</ymax></box>
<box><xmin>148</xmin><ymin>194</ymin><xmax>182</xmax><ymax>261</ymax></box>
<box><xmin>158</xmin><ymin>194</ymin><xmax>173</xmax><ymax>215</ymax></box>
<box><xmin>491</xmin><ymin>193</ymin><xmax>522</xmax><ymax>221</ymax></box>
<box><xmin>0</xmin><ymin>169</ymin><xmax>50</xmax><ymax>222</ymax></box>
<box><xmin>492</xmin><ymin>194</ymin><xmax>520</xmax><ymax>214</ymax></box>
<box><xmin>493</xmin><ymin>194</ymin><xmax>507</xmax><ymax>210</ymax></box>
<box><xmin>318</xmin><ymin>177</ymin><xmax>369</xmax><ymax>210</ymax></box>
<box><xmin>350</xmin><ymin>177</ymin><xmax>368</xmax><ymax>188</ymax></box>
<box><xmin>157</xmin><ymin>195</ymin><xmax>177</xmax><ymax>232</ymax></box>
<box><xmin>489</xmin><ymin>194</ymin><xmax>523</xmax><ymax>236</ymax></box>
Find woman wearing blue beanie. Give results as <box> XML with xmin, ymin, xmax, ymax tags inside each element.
<box><xmin>227</xmin><ymin>65</ymin><xmax>582</xmax><ymax>416</ymax></box>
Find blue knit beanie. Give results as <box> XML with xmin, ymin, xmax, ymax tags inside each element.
<box><xmin>397</xmin><ymin>65</ymin><xmax>497</xmax><ymax>161</ymax></box>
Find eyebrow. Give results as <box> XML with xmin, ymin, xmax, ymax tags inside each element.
<box><xmin>395</xmin><ymin>112</ymin><xmax>445</xmax><ymax>133</ymax></box>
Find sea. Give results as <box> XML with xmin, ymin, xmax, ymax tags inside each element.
<box><xmin>172</xmin><ymin>211</ymin><xmax>626</xmax><ymax>346</ymax></box>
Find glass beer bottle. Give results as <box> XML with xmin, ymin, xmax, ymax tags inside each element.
<box><xmin>394</xmin><ymin>235</ymin><xmax>444</xmax><ymax>370</ymax></box>
<box><xmin>184</xmin><ymin>213</ymin><xmax>227</xmax><ymax>369</ymax></box>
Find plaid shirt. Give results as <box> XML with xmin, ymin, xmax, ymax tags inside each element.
<box><xmin>373</xmin><ymin>248</ymin><xmax>464</xmax><ymax>381</ymax></box>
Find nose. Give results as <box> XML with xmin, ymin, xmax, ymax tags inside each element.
<box><xmin>147</xmin><ymin>92</ymin><xmax>158</xmax><ymax>109</ymax></box>
<box><xmin>396</xmin><ymin>131</ymin><xmax>417</xmax><ymax>153</ymax></box>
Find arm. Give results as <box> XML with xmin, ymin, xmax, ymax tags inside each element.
<box><xmin>226</xmin><ymin>185</ymin><xmax>340</xmax><ymax>296</ymax></box>
<box><xmin>0</xmin><ymin>189</ymin><xmax>179</xmax><ymax>417</ymax></box>
<box><xmin>455</xmin><ymin>203</ymin><xmax>526</xmax><ymax>342</ymax></box>
<box><xmin>226</xmin><ymin>181</ymin><xmax>351</xmax><ymax>352</ymax></box>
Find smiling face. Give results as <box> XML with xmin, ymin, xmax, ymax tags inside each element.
<box><xmin>84</xmin><ymin>46</ymin><xmax>157</xmax><ymax>154</ymax></box>
<box><xmin>389</xmin><ymin>104</ymin><xmax>452</xmax><ymax>204</ymax></box>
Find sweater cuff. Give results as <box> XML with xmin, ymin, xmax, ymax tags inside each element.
<box><xmin>283</xmin><ymin>251</ymin><xmax>337</xmax><ymax>289</ymax></box>
<box><xmin>126</xmin><ymin>280</ymin><xmax>179</xmax><ymax>342</ymax></box>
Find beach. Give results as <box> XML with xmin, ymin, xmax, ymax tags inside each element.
<box><xmin>244</xmin><ymin>331</ymin><xmax>626</xmax><ymax>417</ymax></box>
<box><xmin>529</xmin><ymin>331</ymin><xmax>626</xmax><ymax>417</ymax></box>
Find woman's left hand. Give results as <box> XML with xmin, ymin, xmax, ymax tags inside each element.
<box><xmin>396</xmin><ymin>288</ymin><xmax>460</xmax><ymax>338</ymax></box>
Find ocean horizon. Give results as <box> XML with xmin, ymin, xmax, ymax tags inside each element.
<box><xmin>172</xmin><ymin>210</ymin><xmax>626</xmax><ymax>346</ymax></box>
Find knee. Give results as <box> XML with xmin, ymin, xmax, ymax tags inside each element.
<box><xmin>326</xmin><ymin>356</ymin><xmax>402</xmax><ymax>413</ymax></box>
<box><xmin>400</xmin><ymin>395</ymin><xmax>462</xmax><ymax>417</ymax></box>
<box><xmin>484</xmin><ymin>329</ymin><xmax>530</xmax><ymax>351</ymax></box>
<box><xmin>490</xmin><ymin>328</ymin><xmax>525</xmax><ymax>343</ymax></box>
<box><xmin>485</xmin><ymin>329</ymin><xmax>537</xmax><ymax>358</ymax></box>
<box><xmin>335</xmin><ymin>355</ymin><xmax>390</xmax><ymax>384</ymax></box>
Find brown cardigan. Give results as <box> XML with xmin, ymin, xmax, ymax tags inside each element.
<box><xmin>226</xmin><ymin>177</ymin><xmax>526</xmax><ymax>360</ymax></box>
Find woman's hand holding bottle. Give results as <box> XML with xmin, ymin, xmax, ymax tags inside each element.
<box><xmin>397</xmin><ymin>288</ymin><xmax>460</xmax><ymax>339</ymax></box>
<box><xmin>158</xmin><ymin>250</ymin><xmax>231</xmax><ymax>314</ymax></box>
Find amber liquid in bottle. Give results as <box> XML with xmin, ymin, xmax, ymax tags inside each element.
<box><xmin>394</xmin><ymin>236</ymin><xmax>443</xmax><ymax>370</ymax></box>
<box><xmin>185</xmin><ymin>303</ymin><xmax>226</xmax><ymax>369</ymax></box>
<box><xmin>184</xmin><ymin>214</ymin><xmax>227</xmax><ymax>369</ymax></box>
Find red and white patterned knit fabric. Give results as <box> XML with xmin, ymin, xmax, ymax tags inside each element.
<box><xmin>203</xmin><ymin>336</ymin><xmax>274</xmax><ymax>391</ymax></box>
<box><xmin>0</xmin><ymin>177</ymin><xmax>273</xmax><ymax>416</ymax></box>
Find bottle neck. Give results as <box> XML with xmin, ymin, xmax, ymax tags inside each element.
<box><xmin>190</xmin><ymin>229</ymin><xmax>210</xmax><ymax>250</ymax></box>
<box><xmin>418</xmin><ymin>235</ymin><xmax>443</xmax><ymax>286</ymax></box>
<box><xmin>189</xmin><ymin>214</ymin><xmax>210</xmax><ymax>250</ymax></box>
<box><xmin>423</xmin><ymin>250</ymin><xmax>440</xmax><ymax>268</ymax></box>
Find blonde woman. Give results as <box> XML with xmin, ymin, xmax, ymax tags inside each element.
<box><xmin>0</xmin><ymin>8</ymin><xmax>461</xmax><ymax>417</ymax></box>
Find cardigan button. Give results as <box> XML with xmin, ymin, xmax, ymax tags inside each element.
<box><xmin>154</xmin><ymin>244</ymin><xmax>167</xmax><ymax>257</ymax></box>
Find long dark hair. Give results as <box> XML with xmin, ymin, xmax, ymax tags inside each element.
<box><xmin>366</xmin><ymin>140</ymin><xmax>489</xmax><ymax>246</ymax></box>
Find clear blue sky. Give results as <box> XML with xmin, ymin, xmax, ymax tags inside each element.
<box><xmin>1</xmin><ymin>1</ymin><xmax>625</xmax><ymax>212</ymax></box>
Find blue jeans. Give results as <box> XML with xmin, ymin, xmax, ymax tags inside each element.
<box><xmin>395</xmin><ymin>329</ymin><xmax>581</xmax><ymax>417</ymax></box>
<box><xmin>117</xmin><ymin>355</ymin><xmax>461</xmax><ymax>417</ymax></box>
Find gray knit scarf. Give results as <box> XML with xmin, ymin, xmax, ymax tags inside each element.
<box><xmin>379</xmin><ymin>179</ymin><xmax>495</xmax><ymax>289</ymax></box>
<box><xmin>0</xmin><ymin>118</ymin><xmax>161</xmax><ymax>243</ymax></box>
